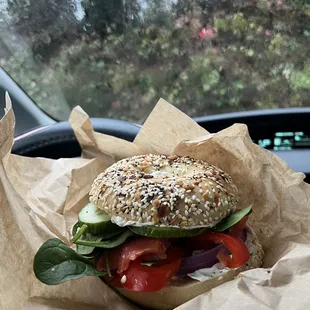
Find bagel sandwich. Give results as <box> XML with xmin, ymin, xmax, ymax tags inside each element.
<box><xmin>33</xmin><ymin>154</ymin><xmax>264</xmax><ymax>310</ymax></box>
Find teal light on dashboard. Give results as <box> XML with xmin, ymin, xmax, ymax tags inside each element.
<box><xmin>257</xmin><ymin>132</ymin><xmax>308</xmax><ymax>150</ymax></box>
<box><xmin>258</xmin><ymin>139</ymin><xmax>271</xmax><ymax>148</ymax></box>
<box><xmin>274</xmin><ymin>138</ymin><xmax>282</xmax><ymax>146</ymax></box>
<box><xmin>276</xmin><ymin>132</ymin><xmax>294</xmax><ymax>137</ymax></box>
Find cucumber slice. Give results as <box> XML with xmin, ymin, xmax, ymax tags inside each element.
<box><xmin>129</xmin><ymin>226</ymin><xmax>206</xmax><ymax>238</ymax></box>
<box><xmin>78</xmin><ymin>203</ymin><xmax>123</xmax><ymax>236</ymax></box>
<box><xmin>213</xmin><ymin>204</ymin><xmax>252</xmax><ymax>232</ymax></box>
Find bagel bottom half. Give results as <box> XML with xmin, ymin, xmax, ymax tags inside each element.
<box><xmin>117</xmin><ymin>225</ymin><xmax>264</xmax><ymax>310</ymax></box>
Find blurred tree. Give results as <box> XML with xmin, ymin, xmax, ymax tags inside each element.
<box><xmin>142</xmin><ymin>0</ymin><xmax>174</xmax><ymax>27</ymax></box>
<box><xmin>82</xmin><ymin>0</ymin><xmax>140</xmax><ymax>37</ymax></box>
<box><xmin>6</xmin><ymin>0</ymin><xmax>78</xmax><ymax>60</ymax></box>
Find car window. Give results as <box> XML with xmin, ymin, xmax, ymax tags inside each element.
<box><xmin>0</xmin><ymin>1</ymin><xmax>309</xmax><ymax>123</ymax></box>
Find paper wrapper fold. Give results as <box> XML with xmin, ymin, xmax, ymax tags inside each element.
<box><xmin>1</xmin><ymin>95</ymin><xmax>310</xmax><ymax>310</ymax></box>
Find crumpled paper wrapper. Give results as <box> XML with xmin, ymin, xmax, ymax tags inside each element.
<box><xmin>1</xmin><ymin>95</ymin><xmax>310</xmax><ymax>310</ymax></box>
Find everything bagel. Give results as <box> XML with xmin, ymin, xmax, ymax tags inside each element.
<box><xmin>89</xmin><ymin>154</ymin><xmax>239</xmax><ymax>228</ymax></box>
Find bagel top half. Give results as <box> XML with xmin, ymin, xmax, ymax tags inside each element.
<box><xmin>89</xmin><ymin>154</ymin><xmax>239</xmax><ymax>229</ymax></box>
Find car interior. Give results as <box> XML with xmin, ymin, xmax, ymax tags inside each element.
<box><xmin>2</xmin><ymin>3</ymin><xmax>310</xmax><ymax>309</ymax></box>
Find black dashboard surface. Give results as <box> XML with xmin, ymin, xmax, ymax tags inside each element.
<box><xmin>195</xmin><ymin>109</ymin><xmax>310</xmax><ymax>183</ymax></box>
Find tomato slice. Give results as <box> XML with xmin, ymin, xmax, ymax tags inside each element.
<box><xmin>231</xmin><ymin>216</ymin><xmax>248</xmax><ymax>237</ymax></box>
<box><xmin>193</xmin><ymin>232</ymin><xmax>250</xmax><ymax>268</ymax></box>
<box><xmin>120</xmin><ymin>246</ymin><xmax>183</xmax><ymax>292</ymax></box>
<box><xmin>96</xmin><ymin>237</ymin><xmax>171</xmax><ymax>274</ymax></box>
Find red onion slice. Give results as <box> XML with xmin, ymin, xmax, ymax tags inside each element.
<box><xmin>176</xmin><ymin>230</ymin><xmax>246</xmax><ymax>276</ymax></box>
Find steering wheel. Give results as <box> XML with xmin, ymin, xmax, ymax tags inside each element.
<box><xmin>12</xmin><ymin>118</ymin><xmax>140</xmax><ymax>159</ymax></box>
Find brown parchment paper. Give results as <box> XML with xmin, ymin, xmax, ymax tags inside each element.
<box><xmin>1</xmin><ymin>96</ymin><xmax>310</xmax><ymax>310</ymax></box>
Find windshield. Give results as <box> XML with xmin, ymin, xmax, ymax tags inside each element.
<box><xmin>1</xmin><ymin>1</ymin><xmax>309</xmax><ymax>123</ymax></box>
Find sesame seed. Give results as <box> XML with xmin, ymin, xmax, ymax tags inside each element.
<box><xmin>93</xmin><ymin>154</ymin><xmax>237</xmax><ymax>227</ymax></box>
<box><xmin>121</xmin><ymin>275</ymin><xmax>127</xmax><ymax>283</ymax></box>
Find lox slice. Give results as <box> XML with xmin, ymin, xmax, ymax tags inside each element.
<box><xmin>97</xmin><ymin>237</ymin><xmax>171</xmax><ymax>273</ymax></box>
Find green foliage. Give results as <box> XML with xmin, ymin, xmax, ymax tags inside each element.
<box><xmin>7</xmin><ymin>0</ymin><xmax>78</xmax><ymax>59</ymax></box>
<box><xmin>3</xmin><ymin>48</ymin><xmax>70</xmax><ymax>119</ymax></box>
<box><xmin>232</xmin><ymin>13</ymin><xmax>250</xmax><ymax>36</ymax></box>
<box><xmin>7</xmin><ymin>0</ymin><xmax>77</xmax><ymax>36</ymax></box>
<box><xmin>291</xmin><ymin>62</ymin><xmax>310</xmax><ymax>90</ymax></box>
<box><xmin>2</xmin><ymin>0</ymin><xmax>310</xmax><ymax>121</ymax></box>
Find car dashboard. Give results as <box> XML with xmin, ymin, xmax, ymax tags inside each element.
<box><xmin>195</xmin><ymin>109</ymin><xmax>310</xmax><ymax>183</ymax></box>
